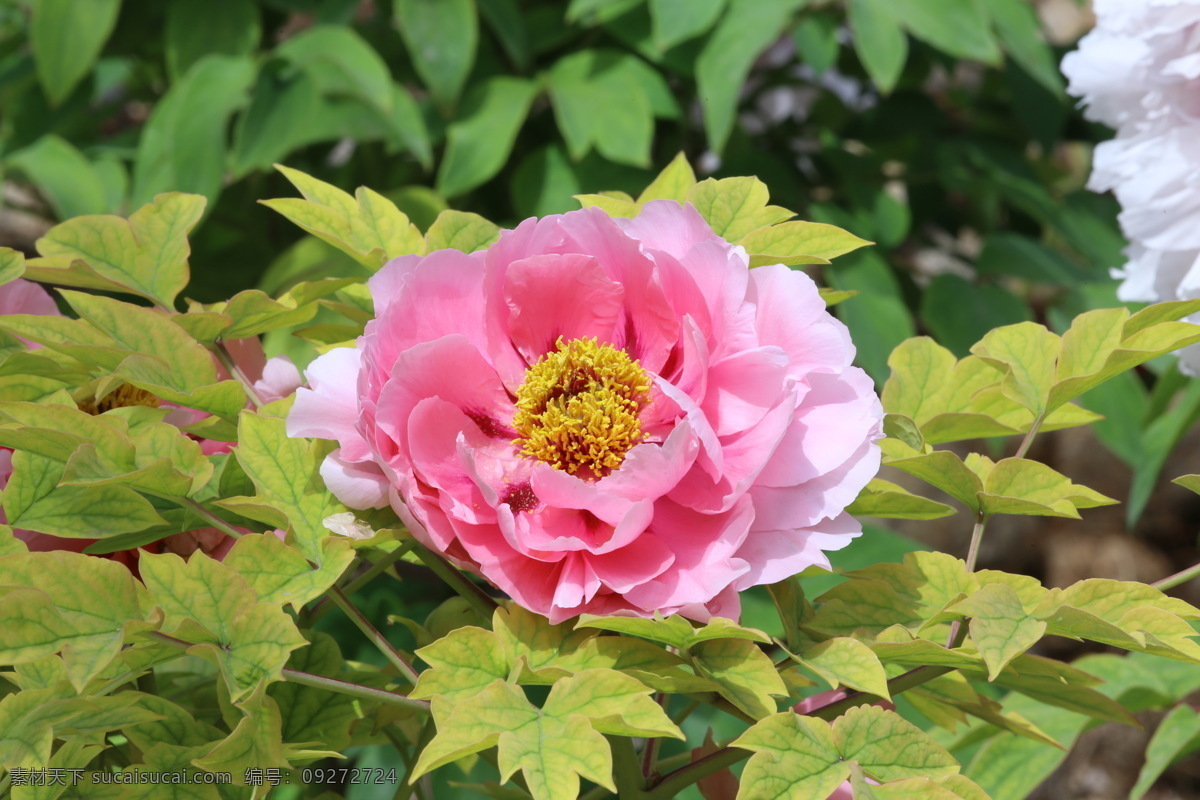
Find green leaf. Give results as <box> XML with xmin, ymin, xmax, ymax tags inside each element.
<box><xmin>797</xmin><ymin>637</ymin><xmax>891</xmax><ymax>700</ymax></box>
<box><xmin>649</xmin><ymin>0</ymin><xmax>726</xmax><ymax>50</ymax></box>
<box><xmin>897</xmin><ymin>0</ymin><xmax>1000</xmax><ymax>64</ymax></box>
<box><xmin>268</xmin><ymin>632</ymin><xmax>359</xmax><ymax>752</ymax></box>
<box><xmin>693</xmin><ymin>638</ymin><xmax>787</xmax><ymax>719</ymax></box>
<box><xmin>741</xmin><ymin>221</ymin><xmax>870</xmax><ymax>267</ymax></box>
<box><xmin>412</xmin><ymin>626</ymin><xmax>510</xmax><ymax>702</ymax></box>
<box><xmin>978</xmin><ymin>458</ymin><xmax>1115</xmax><ymax>519</ymax></box>
<box><xmin>223</xmin><ymin>533</ymin><xmax>354</xmax><ymax>611</ymax></box>
<box><xmin>636</xmin><ymin>152</ymin><xmax>697</xmax><ymax>204</ymax></box>
<box><xmin>848</xmin><ymin>478</ymin><xmax>956</xmax><ymax>520</ymax></box>
<box><xmin>0</xmin><ymin>248</ymin><xmax>24</xmax><ymax>287</ymax></box>
<box><xmin>24</xmin><ymin>193</ymin><xmax>204</xmax><ymax>308</ymax></box>
<box><xmin>686</xmin><ymin>177</ymin><xmax>793</xmax><ymax>241</ymax></box>
<box><xmin>192</xmin><ymin>682</ymin><xmax>286</xmax><ymax>775</ymax></box>
<box><xmin>164</xmin><ymin>0</ymin><xmax>259</xmax><ymax>80</ymax></box>
<box><xmin>542</xmin><ymin>669</ymin><xmax>683</xmax><ymax>739</ymax></box>
<box><xmin>734</xmin><ymin>713</ymin><xmax>848</xmax><ymax>800</ymax></box>
<box><xmin>949</xmin><ymin>584</ymin><xmax>1045</xmax><ymax>680</ymax></box>
<box><xmin>970</xmin><ymin>323</ymin><xmax>1061</xmax><ymax>416</ymax></box>
<box><xmin>230</xmin><ymin>61</ymin><xmax>321</xmax><ymax>176</ymax></box>
<box><xmin>275</xmin><ymin>25</ymin><xmax>394</xmax><ymax>117</ymax></box>
<box><xmin>882</xmin><ymin>338</ymin><xmax>1098</xmax><ymax>444</ymax></box>
<box><xmin>30</xmin><ymin>0</ymin><xmax>121</xmax><ymax>105</ymax></box>
<box><xmin>212</xmin><ymin>277</ymin><xmax>360</xmax><ymax>339</ymax></box>
<box><xmin>1048</xmin><ymin>303</ymin><xmax>1200</xmax><ymax>412</ymax></box>
<box><xmin>919</xmin><ymin>276</ymin><xmax>1032</xmax><ymax>358</ymax></box>
<box><xmin>886</xmin><ymin>451</ymin><xmax>984</xmax><ymax>511</ymax></box>
<box><xmin>1131</xmin><ymin>704</ymin><xmax>1200</xmax><ymax>800</ymax></box>
<box><xmin>235</xmin><ymin>411</ymin><xmax>346</xmax><ymax>561</ymax></box>
<box><xmin>808</xmin><ymin>552</ymin><xmax>974</xmax><ymax>638</ymax></box>
<box><xmin>139</xmin><ymin>551</ymin><xmax>306</xmax><ymax>700</ymax></box>
<box><xmin>985</xmin><ymin>0</ymin><xmax>1063</xmax><ymax>93</ymax></box>
<box><xmin>413</xmin><ymin>680</ymin><xmax>616</xmax><ymax>800</ymax></box>
<box><xmin>4</xmin><ymin>451</ymin><xmax>168</xmax><ymax>539</ymax></box>
<box><xmin>60</xmin><ymin>290</ymin><xmax>219</xmax><ymax>386</ymax></box>
<box><xmin>264</xmin><ymin>167</ymin><xmax>423</xmax><ymax>270</ymax></box>
<box><xmin>849</xmin><ymin>0</ymin><xmax>908</xmax><ymax>93</ymax></box>
<box><xmin>696</xmin><ymin>0</ymin><xmax>806</xmax><ymax>154</ymax></box>
<box><xmin>0</xmin><ymin>551</ymin><xmax>142</xmax><ymax>691</ymax></box>
<box><xmin>131</xmin><ymin>55</ymin><xmax>256</xmax><ymax>208</ymax></box>
<box><xmin>5</xmin><ymin>135</ymin><xmax>109</xmax><ymax>220</ymax></box>
<box><xmin>395</xmin><ymin>0</ymin><xmax>478</xmax><ymax>111</ymax></box>
<box><xmin>792</xmin><ymin>13</ymin><xmax>841</xmax><ymax>75</ymax></box>
<box><xmin>436</xmin><ymin>77</ymin><xmax>537</xmax><ymax>198</ymax></box>
<box><xmin>424</xmin><ymin>210</ymin><xmax>501</xmax><ymax>253</ymax></box>
<box><xmin>835</xmin><ymin>704</ymin><xmax>960</xmax><ymax>781</ymax></box>
<box><xmin>547</xmin><ymin>50</ymin><xmax>654</xmax><ymax>167</ymax></box>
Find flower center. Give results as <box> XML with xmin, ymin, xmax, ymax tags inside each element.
<box><xmin>78</xmin><ymin>384</ymin><xmax>162</xmax><ymax>415</ymax></box>
<box><xmin>512</xmin><ymin>337</ymin><xmax>651</xmax><ymax>478</ymax></box>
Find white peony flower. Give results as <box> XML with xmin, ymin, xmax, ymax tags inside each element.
<box><xmin>1062</xmin><ymin>0</ymin><xmax>1200</xmax><ymax>372</ymax></box>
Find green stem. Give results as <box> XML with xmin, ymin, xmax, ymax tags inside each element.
<box><xmin>964</xmin><ymin>513</ymin><xmax>988</xmax><ymax>573</ymax></box>
<box><xmin>279</xmin><ymin>668</ymin><xmax>429</xmax><ymax>712</ymax></box>
<box><xmin>1153</xmin><ymin>560</ymin><xmax>1200</xmax><ymax>591</ymax></box>
<box><xmin>809</xmin><ymin>664</ymin><xmax>954</xmax><ymax>721</ymax></box>
<box><xmin>410</xmin><ymin>542</ymin><xmax>498</xmax><ymax>620</ymax></box>
<box><xmin>394</xmin><ymin>719</ymin><xmax>437</xmax><ymax>800</ymax></box>
<box><xmin>213</xmin><ymin>340</ymin><xmax>264</xmax><ymax>408</ymax></box>
<box><xmin>148</xmin><ymin>631</ymin><xmax>429</xmax><ymax>712</ymax></box>
<box><xmin>1014</xmin><ymin>412</ymin><xmax>1045</xmax><ymax>460</ymax></box>
<box><xmin>610</xmin><ymin>735</ymin><xmax>647</xmax><ymax>798</ymax></box>
<box><xmin>644</xmin><ymin>745</ymin><xmax>746</xmax><ymax>800</ymax></box>
<box><xmin>947</xmin><ymin>512</ymin><xmax>988</xmax><ymax>647</ymax></box>
<box><xmin>177</xmin><ymin>497</ymin><xmax>244</xmax><ymax>540</ymax></box>
<box><xmin>328</xmin><ymin>586</ymin><xmax>421</xmax><ymax>684</ymax></box>
<box><xmin>307</xmin><ymin>543</ymin><xmax>413</xmax><ymax>624</ymax></box>
<box><xmin>641</xmin><ymin>697</ymin><xmax>666</xmax><ymax>780</ymax></box>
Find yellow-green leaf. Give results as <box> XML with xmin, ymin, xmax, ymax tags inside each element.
<box><xmin>636</xmin><ymin>151</ymin><xmax>696</xmax><ymax>204</ymax></box>
<box><xmin>412</xmin><ymin>626</ymin><xmax>510</xmax><ymax>703</ymax></box>
<box><xmin>543</xmin><ymin>669</ymin><xmax>683</xmax><ymax>739</ymax></box>
<box><xmin>734</xmin><ymin>713</ymin><xmax>848</xmax><ymax>800</ymax></box>
<box><xmin>848</xmin><ymin>478</ymin><xmax>956</xmax><ymax>520</ymax></box>
<box><xmin>0</xmin><ymin>247</ymin><xmax>25</xmax><ymax>287</ymax></box>
<box><xmin>797</xmin><ymin>637</ymin><xmax>891</xmax><ymax>700</ymax></box>
<box><xmin>979</xmin><ymin>458</ymin><xmax>1116</xmax><ymax>519</ymax></box>
<box><xmin>693</xmin><ymin>638</ymin><xmax>787</xmax><ymax>719</ymax></box>
<box><xmin>26</xmin><ymin>193</ymin><xmax>204</xmax><ymax>308</ymax></box>
<box><xmin>741</xmin><ymin>220</ymin><xmax>870</xmax><ymax>266</ymax></box>
<box><xmin>970</xmin><ymin>323</ymin><xmax>1061</xmax><ymax>415</ymax></box>
<box><xmin>413</xmin><ymin>680</ymin><xmax>615</xmax><ymax>800</ymax></box>
<box><xmin>685</xmin><ymin>177</ymin><xmax>793</xmax><ymax>241</ymax></box>
<box><xmin>0</xmin><ymin>551</ymin><xmax>142</xmax><ymax>691</ymax></box>
<box><xmin>223</xmin><ymin>532</ymin><xmax>353</xmax><ymax>611</ymax></box>
<box><xmin>950</xmin><ymin>584</ymin><xmax>1045</xmax><ymax>680</ymax></box>
<box><xmin>262</xmin><ymin>165</ymin><xmax>424</xmax><ymax>270</ymax></box>
<box><xmin>424</xmin><ymin>210</ymin><xmax>501</xmax><ymax>253</ymax></box>
<box><xmin>833</xmin><ymin>704</ymin><xmax>959</xmax><ymax>781</ymax></box>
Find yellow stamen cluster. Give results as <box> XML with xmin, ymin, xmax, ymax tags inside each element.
<box><xmin>513</xmin><ymin>337</ymin><xmax>651</xmax><ymax>477</ymax></box>
<box><xmin>78</xmin><ymin>384</ymin><xmax>162</xmax><ymax>415</ymax></box>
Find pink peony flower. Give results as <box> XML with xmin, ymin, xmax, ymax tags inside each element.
<box><xmin>288</xmin><ymin>201</ymin><xmax>883</xmax><ymax>622</ymax></box>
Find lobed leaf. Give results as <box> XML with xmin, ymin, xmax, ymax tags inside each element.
<box><xmin>263</xmin><ymin>165</ymin><xmax>424</xmax><ymax>270</ymax></box>
<box><xmin>25</xmin><ymin>193</ymin><xmax>204</xmax><ymax>309</ymax></box>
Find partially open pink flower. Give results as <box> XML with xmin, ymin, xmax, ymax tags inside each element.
<box><xmin>289</xmin><ymin>201</ymin><xmax>883</xmax><ymax>622</ymax></box>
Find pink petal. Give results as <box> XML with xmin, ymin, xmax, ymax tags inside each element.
<box><xmin>503</xmin><ymin>253</ymin><xmax>625</xmax><ymax>362</ymax></box>
<box><xmin>734</xmin><ymin>511</ymin><xmax>861</xmax><ymax>589</ymax></box>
